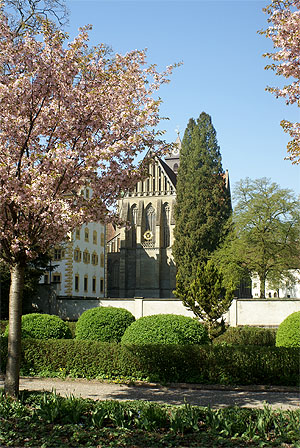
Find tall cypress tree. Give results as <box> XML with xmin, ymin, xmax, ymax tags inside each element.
<box><xmin>173</xmin><ymin>112</ymin><xmax>231</xmax><ymax>291</ymax></box>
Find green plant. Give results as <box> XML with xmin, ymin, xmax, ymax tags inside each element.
<box><xmin>169</xmin><ymin>401</ymin><xmax>201</xmax><ymax>433</ymax></box>
<box><xmin>34</xmin><ymin>391</ymin><xmax>88</xmax><ymax>424</ymax></box>
<box><xmin>2</xmin><ymin>339</ymin><xmax>299</xmax><ymax>387</ymax></box>
<box><xmin>0</xmin><ymin>320</ymin><xmax>8</xmax><ymax>335</ymax></box>
<box><xmin>75</xmin><ymin>307</ymin><xmax>135</xmax><ymax>342</ymax></box>
<box><xmin>135</xmin><ymin>402</ymin><xmax>168</xmax><ymax>431</ymax></box>
<box><xmin>276</xmin><ymin>311</ymin><xmax>300</xmax><ymax>347</ymax></box>
<box><xmin>4</xmin><ymin>313</ymin><xmax>72</xmax><ymax>340</ymax></box>
<box><xmin>213</xmin><ymin>326</ymin><xmax>277</xmax><ymax>346</ymax></box>
<box><xmin>66</xmin><ymin>321</ymin><xmax>76</xmax><ymax>338</ymax></box>
<box><xmin>1</xmin><ymin>392</ymin><xmax>300</xmax><ymax>447</ymax></box>
<box><xmin>121</xmin><ymin>314</ymin><xmax>209</xmax><ymax>345</ymax></box>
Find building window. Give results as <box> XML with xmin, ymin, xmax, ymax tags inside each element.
<box><xmin>84</xmin><ymin>228</ymin><xmax>89</xmax><ymax>242</ymax></box>
<box><xmin>52</xmin><ymin>273</ymin><xmax>61</xmax><ymax>283</ymax></box>
<box><xmin>93</xmin><ymin>231</ymin><xmax>97</xmax><ymax>245</ymax></box>
<box><xmin>75</xmin><ymin>275</ymin><xmax>79</xmax><ymax>292</ymax></box>
<box><xmin>100</xmin><ymin>278</ymin><xmax>104</xmax><ymax>293</ymax></box>
<box><xmin>163</xmin><ymin>203</ymin><xmax>170</xmax><ymax>248</ymax></box>
<box><xmin>91</xmin><ymin>252</ymin><xmax>98</xmax><ymax>265</ymax></box>
<box><xmin>101</xmin><ymin>232</ymin><xmax>105</xmax><ymax>246</ymax></box>
<box><xmin>145</xmin><ymin>204</ymin><xmax>156</xmax><ymax>243</ymax></box>
<box><xmin>173</xmin><ymin>163</ymin><xmax>179</xmax><ymax>173</ymax></box>
<box><xmin>86</xmin><ymin>189</ymin><xmax>90</xmax><ymax>199</ymax></box>
<box><xmin>100</xmin><ymin>253</ymin><xmax>104</xmax><ymax>267</ymax></box>
<box><xmin>44</xmin><ymin>273</ymin><xmax>49</xmax><ymax>284</ymax></box>
<box><xmin>53</xmin><ymin>248</ymin><xmax>65</xmax><ymax>261</ymax></box>
<box><xmin>74</xmin><ymin>248</ymin><xmax>81</xmax><ymax>262</ymax></box>
<box><xmin>92</xmin><ymin>277</ymin><xmax>96</xmax><ymax>293</ymax></box>
<box><xmin>75</xmin><ymin>228</ymin><xmax>80</xmax><ymax>240</ymax></box>
<box><xmin>83</xmin><ymin>250</ymin><xmax>90</xmax><ymax>264</ymax></box>
<box><xmin>84</xmin><ymin>275</ymin><xmax>88</xmax><ymax>293</ymax></box>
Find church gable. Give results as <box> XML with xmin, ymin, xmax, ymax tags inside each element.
<box><xmin>126</xmin><ymin>157</ymin><xmax>176</xmax><ymax>199</ymax></box>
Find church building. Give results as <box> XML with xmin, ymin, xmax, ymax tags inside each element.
<box><xmin>107</xmin><ymin>135</ymin><xmax>183</xmax><ymax>298</ymax></box>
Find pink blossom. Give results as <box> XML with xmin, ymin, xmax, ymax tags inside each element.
<box><xmin>261</xmin><ymin>0</ymin><xmax>300</xmax><ymax>163</ymax></box>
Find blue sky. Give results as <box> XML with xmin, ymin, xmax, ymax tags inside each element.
<box><xmin>67</xmin><ymin>0</ymin><xmax>299</xmax><ymax>196</ymax></box>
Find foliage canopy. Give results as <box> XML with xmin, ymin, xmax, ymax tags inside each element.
<box><xmin>214</xmin><ymin>177</ymin><xmax>300</xmax><ymax>298</ymax></box>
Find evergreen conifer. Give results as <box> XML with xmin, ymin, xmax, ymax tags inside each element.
<box><xmin>173</xmin><ymin>112</ymin><xmax>231</xmax><ymax>294</ymax></box>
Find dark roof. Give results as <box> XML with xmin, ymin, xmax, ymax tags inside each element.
<box><xmin>159</xmin><ymin>158</ymin><xmax>177</xmax><ymax>188</ymax></box>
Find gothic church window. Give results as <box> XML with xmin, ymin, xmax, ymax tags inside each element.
<box><xmin>131</xmin><ymin>204</ymin><xmax>138</xmax><ymax>247</ymax></box>
<box><xmin>163</xmin><ymin>203</ymin><xmax>170</xmax><ymax>247</ymax></box>
<box><xmin>145</xmin><ymin>204</ymin><xmax>155</xmax><ymax>242</ymax></box>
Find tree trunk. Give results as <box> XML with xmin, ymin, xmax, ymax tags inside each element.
<box><xmin>4</xmin><ymin>263</ymin><xmax>25</xmax><ymax>397</ymax></box>
<box><xmin>259</xmin><ymin>272</ymin><xmax>266</xmax><ymax>299</ymax></box>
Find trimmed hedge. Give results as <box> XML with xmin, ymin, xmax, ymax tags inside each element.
<box><xmin>213</xmin><ymin>326</ymin><xmax>277</xmax><ymax>347</ymax></box>
<box><xmin>121</xmin><ymin>314</ymin><xmax>209</xmax><ymax>345</ymax></box>
<box><xmin>1</xmin><ymin>338</ymin><xmax>298</xmax><ymax>386</ymax></box>
<box><xmin>4</xmin><ymin>314</ymin><xmax>72</xmax><ymax>340</ymax></box>
<box><xmin>276</xmin><ymin>311</ymin><xmax>300</xmax><ymax>348</ymax></box>
<box><xmin>75</xmin><ymin>307</ymin><xmax>135</xmax><ymax>343</ymax></box>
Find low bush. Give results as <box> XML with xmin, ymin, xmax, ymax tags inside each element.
<box><xmin>121</xmin><ymin>314</ymin><xmax>209</xmax><ymax>345</ymax></box>
<box><xmin>75</xmin><ymin>307</ymin><xmax>135</xmax><ymax>343</ymax></box>
<box><xmin>213</xmin><ymin>325</ymin><xmax>277</xmax><ymax>347</ymax></box>
<box><xmin>1</xmin><ymin>339</ymin><xmax>297</xmax><ymax>386</ymax></box>
<box><xmin>4</xmin><ymin>314</ymin><xmax>72</xmax><ymax>340</ymax></box>
<box><xmin>276</xmin><ymin>311</ymin><xmax>300</xmax><ymax>347</ymax></box>
<box><xmin>0</xmin><ymin>321</ymin><xmax>8</xmax><ymax>335</ymax></box>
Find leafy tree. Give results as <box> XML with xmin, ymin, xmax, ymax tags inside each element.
<box><xmin>173</xmin><ymin>112</ymin><xmax>231</xmax><ymax>292</ymax></box>
<box><xmin>260</xmin><ymin>0</ymin><xmax>300</xmax><ymax>164</ymax></box>
<box><xmin>214</xmin><ymin>178</ymin><xmax>300</xmax><ymax>298</ymax></box>
<box><xmin>0</xmin><ymin>9</ymin><xmax>174</xmax><ymax>396</ymax></box>
<box><xmin>177</xmin><ymin>260</ymin><xmax>234</xmax><ymax>339</ymax></box>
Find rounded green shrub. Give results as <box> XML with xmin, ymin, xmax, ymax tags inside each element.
<box><xmin>276</xmin><ymin>311</ymin><xmax>300</xmax><ymax>347</ymax></box>
<box><xmin>4</xmin><ymin>313</ymin><xmax>72</xmax><ymax>340</ymax></box>
<box><xmin>213</xmin><ymin>326</ymin><xmax>277</xmax><ymax>347</ymax></box>
<box><xmin>75</xmin><ymin>307</ymin><xmax>135</xmax><ymax>342</ymax></box>
<box><xmin>121</xmin><ymin>314</ymin><xmax>209</xmax><ymax>345</ymax></box>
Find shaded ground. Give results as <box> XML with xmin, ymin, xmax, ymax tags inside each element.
<box><xmin>0</xmin><ymin>376</ymin><xmax>299</xmax><ymax>409</ymax></box>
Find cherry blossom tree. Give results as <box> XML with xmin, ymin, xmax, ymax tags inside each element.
<box><xmin>0</xmin><ymin>9</ymin><xmax>174</xmax><ymax>396</ymax></box>
<box><xmin>261</xmin><ymin>0</ymin><xmax>300</xmax><ymax>164</ymax></box>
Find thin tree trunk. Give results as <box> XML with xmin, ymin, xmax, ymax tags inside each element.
<box><xmin>259</xmin><ymin>272</ymin><xmax>266</xmax><ymax>299</ymax></box>
<box><xmin>4</xmin><ymin>263</ymin><xmax>25</xmax><ymax>397</ymax></box>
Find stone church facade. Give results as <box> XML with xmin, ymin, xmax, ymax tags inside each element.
<box><xmin>107</xmin><ymin>136</ymin><xmax>182</xmax><ymax>298</ymax></box>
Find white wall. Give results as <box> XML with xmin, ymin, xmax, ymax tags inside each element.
<box><xmin>55</xmin><ymin>296</ymin><xmax>300</xmax><ymax>326</ymax></box>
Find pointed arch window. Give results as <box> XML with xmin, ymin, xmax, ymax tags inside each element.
<box><xmin>131</xmin><ymin>204</ymin><xmax>138</xmax><ymax>247</ymax></box>
<box><xmin>163</xmin><ymin>203</ymin><xmax>170</xmax><ymax>247</ymax></box>
<box><xmin>145</xmin><ymin>204</ymin><xmax>156</xmax><ymax>243</ymax></box>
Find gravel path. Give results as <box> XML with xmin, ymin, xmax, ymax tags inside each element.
<box><xmin>1</xmin><ymin>376</ymin><xmax>299</xmax><ymax>410</ymax></box>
